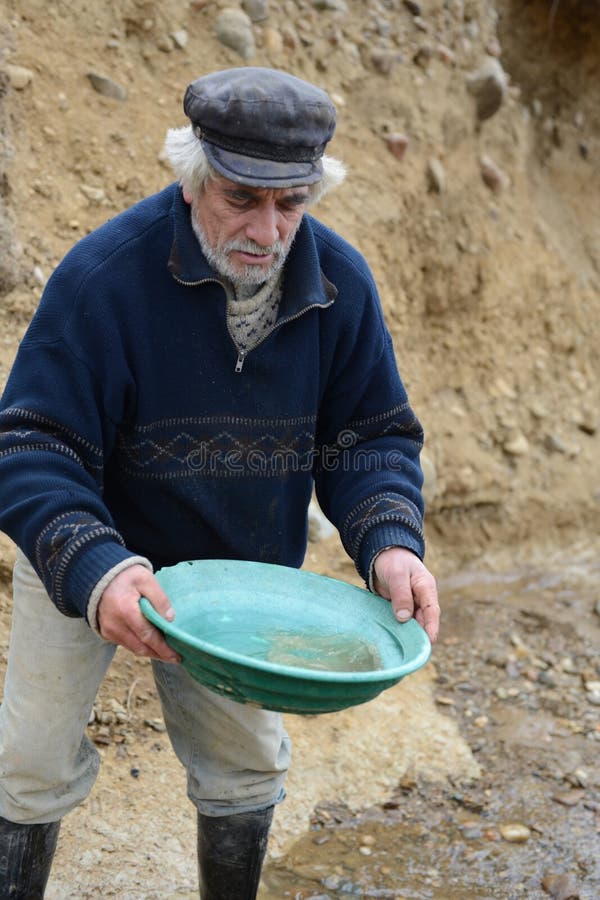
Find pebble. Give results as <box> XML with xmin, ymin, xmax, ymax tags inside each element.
<box><xmin>503</xmin><ymin>433</ymin><xmax>529</xmax><ymax>456</ymax></box>
<box><xmin>313</xmin><ymin>0</ymin><xmax>349</xmax><ymax>11</ymax></box>
<box><xmin>373</xmin><ymin>14</ymin><xmax>392</xmax><ymax>37</ymax></box>
<box><xmin>86</xmin><ymin>72</ymin><xmax>127</xmax><ymax>101</ymax></box>
<box><xmin>538</xmin><ymin>670</ymin><xmax>558</xmax><ymax>688</ymax></box>
<box><xmin>545</xmin><ymin>434</ymin><xmax>571</xmax><ymax>454</ymax></box>
<box><xmin>156</xmin><ymin>35</ymin><xmax>173</xmax><ymax>53</ymax></box>
<box><xmin>483</xmin><ymin>828</ymin><xmax>501</xmax><ymax>842</ymax></box>
<box><xmin>312</xmin><ymin>833</ymin><xmax>330</xmax><ymax>845</ymax></box>
<box><xmin>262</xmin><ymin>26</ymin><xmax>283</xmax><ymax>52</ymax></box>
<box><xmin>215</xmin><ymin>8</ymin><xmax>256</xmax><ymax>60</ymax></box>
<box><xmin>384</xmin><ymin>133</ymin><xmax>409</xmax><ymax>160</ymax></box>
<box><xmin>485</xmin><ymin>37</ymin><xmax>502</xmax><ymax>58</ymax></box>
<box><xmin>426</xmin><ymin>158</ymin><xmax>446</xmax><ymax>193</ymax></box>
<box><xmin>576</xmin><ymin>408</ymin><xmax>597</xmax><ymax>435</ymax></box>
<box><xmin>93</xmin><ymin>727</ymin><xmax>111</xmax><ymax>746</ymax></box>
<box><xmin>371</xmin><ymin>49</ymin><xmax>403</xmax><ymax>75</ymax></box>
<box><xmin>5</xmin><ymin>64</ymin><xmax>34</xmax><ymax>90</ymax></box>
<box><xmin>565</xmin><ymin>767</ymin><xmax>589</xmax><ymax>788</ymax></box>
<box><xmin>552</xmin><ymin>789</ymin><xmax>585</xmax><ymax>807</ymax></box>
<box><xmin>79</xmin><ymin>184</ymin><xmax>106</xmax><ymax>204</ymax></box>
<box><xmin>144</xmin><ymin>717</ymin><xmax>167</xmax><ymax>732</ymax></box>
<box><xmin>466</xmin><ymin>56</ymin><xmax>508</xmax><ymax>121</ymax></box>
<box><xmin>499</xmin><ymin>823</ymin><xmax>531</xmax><ymax>843</ymax></box>
<box><xmin>413</xmin><ymin>45</ymin><xmax>433</xmax><ymax>68</ymax></box>
<box><xmin>403</xmin><ymin>0</ymin><xmax>422</xmax><ymax>14</ymax></box>
<box><xmin>464</xmin><ymin>20</ymin><xmax>479</xmax><ymax>40</ymax></box>
<box><xmin>559</xmin><ymin>657</ymin><xmax>577</xmax><ymax>674</ymax></box>
<box><xmin>480</xmin><ymin>155</ymin><xmax>508</xmax><ymax>193</ymax></box>
<box><xmin>437</xmin><ymin>44</ymin><xmax>456</xmax><ymax>65</ymax></box>
<box><xmin>243</xmin><ymin>0</ymin><xmax>269</xmax><ymax>22</ymax></box>
<box><xmin>532</xmin><ymin>98</ymin><xmax>543</xmax><ymax>117</ymax></box>
<box><xmin>541</xmin><ymin>872</ymin><xmax>581</xmax><ymax>899</ymax></box>
<box><xmin>503</xmin><ymin>432</ymin><xmax>529</xmax><ymax>456</ymax></box>
<box><xmin>170</xmin><ymin>29</ymin><xmax>189</xmax><ymax>49</ymax></box>
<box><xmin>280</xmin><ymin>23</ymin><xmax>298</xmax><ymax>49</ymax></box>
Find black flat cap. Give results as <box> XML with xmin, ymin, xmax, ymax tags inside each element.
<box><xmin>183</xmin><ymin>67</ymin><xmax>336</xmax><ymax>188</ymax></box>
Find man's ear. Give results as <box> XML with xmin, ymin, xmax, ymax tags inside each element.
<box><xmin>182</xmin><ymin>188</ymin><xmax>192</xmax><ymax>205</ymax></box>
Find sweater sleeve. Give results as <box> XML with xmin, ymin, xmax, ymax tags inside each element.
<box><xmin>313</xmin><ymin>268</ymin><xmax>425</xmax><ymax>585</ymax></box>
<box><xmin>0</xmin><ymin>263</ymin><xmax>141</xmax><ymax>622</ymax></box>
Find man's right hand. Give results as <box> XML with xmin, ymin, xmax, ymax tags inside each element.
<box><xmin>97</xmin><ymin>564</ymin><xmax>180</xmax><ymax>662</ymax></box>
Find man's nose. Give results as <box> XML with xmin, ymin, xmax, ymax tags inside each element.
<box><xmin>245</xmin><ymin>203</ymin><xmax>279</xmax><ymax>247</ymax></box>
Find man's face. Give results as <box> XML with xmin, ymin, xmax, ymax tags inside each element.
<box><xmin>184</xmin><ymin>176</ymin><xmax>309</xmax><ymax>287</ymax></box>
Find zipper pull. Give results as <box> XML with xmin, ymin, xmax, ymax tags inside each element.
<box><xmin>235</xmin><ymin>350</ymin><xmax>246</xmax><ymax>374</ymax></box>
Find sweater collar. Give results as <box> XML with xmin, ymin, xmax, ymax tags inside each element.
<box><xmin>167</xmin><ymin>185</ymin><xmax>337</xmax><ymax>317</ymax></box>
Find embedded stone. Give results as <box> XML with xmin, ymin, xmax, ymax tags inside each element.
<box><xmin>86</xmin><ymin>72</ymin><xmax>127</xmax><ymax>101</ymax></box>
<box><xmin>5</xmin><ymin>64</ymin><xmax>34</xmax><ymax>90</ymax></box>
<box><xmin>215</xmin><ymin>8</ymin><xmax>256</xmax><ymax>60</ymax></box>
<box><xmin>466</xmin><ymin>56</ymin><xmax>508</xmax><ymax>121</ymax></box>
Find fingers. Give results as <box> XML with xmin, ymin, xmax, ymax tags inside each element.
<box><xmin>102</xmin><ymin>604</ymin><xmax>180</xmax><ymax>662</ymax></box>
<box><xmin>373</xmin><ymin>548</ymin><xmax>441</xmax><ymax>644</ymax></box>
<box><xmin>410</xmin><ymin>567</ymin><xmax>440</xmax><ymax>643</ymax></box>
<box><xmin>385</xmin><ymin>569</ymin><xmax>415</xmax><ymax>624</ymax></box>
<box><xmin>98</xmin><ymin>565</ymin><xmax>180</xmax><ymax>662</ymax></box>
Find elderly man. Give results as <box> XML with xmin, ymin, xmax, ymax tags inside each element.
<box><xmin>0</xmin><ymin>67</ymin><xmax>439</xmax><ymax>898</ymax></box>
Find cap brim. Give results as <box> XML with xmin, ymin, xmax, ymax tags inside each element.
<box><xmin>202</xmin><ymin>140</ymin><xmax>323</xmax><ymax>188</ymax></box>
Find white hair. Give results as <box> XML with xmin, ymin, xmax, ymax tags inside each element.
<box><xmin>162</xmin><ymin>125</ymin><xmax>345</xmax><ymax>206</ymax></box>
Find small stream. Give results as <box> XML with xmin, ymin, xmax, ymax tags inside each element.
<box><xmin>261</xmin><ymin>550</ymin><xmax>600</xmax><ymax>900</ymax></box>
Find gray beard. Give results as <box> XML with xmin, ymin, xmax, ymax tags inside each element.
<box><xmin>190</xmin><ymin>203</ymin><xmax>298</xmax><ymax>290</ymax></box>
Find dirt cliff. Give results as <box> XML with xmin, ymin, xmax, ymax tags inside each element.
<box><xmin>1</xmin><ymin>0</ymin><xmax>599</xmax><ymax>574</ymax></box>
<box><xmin>0</xmin><ymin>0</ymin><xmax>599</xmax><ymax>896</ymax></box>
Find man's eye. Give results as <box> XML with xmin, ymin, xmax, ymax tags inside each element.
<box><xmin>279</xmin><ymin>196</ymin><xmax>308</xmax><ymax>211</ymax></box>
<box><xmin>226</xmin><ymin>193</ymin><xmax>254</xmax><ymax>207</ymax></box>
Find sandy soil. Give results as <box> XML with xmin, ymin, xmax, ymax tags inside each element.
<box><xmin>0</xmin><ymin>0</ymin><xmax>599</xmax><ymax>896</ymax></box>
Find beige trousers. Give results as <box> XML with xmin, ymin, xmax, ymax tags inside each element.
<box><xmin>0</xmin><ymin>550</ymin><xmax>290</xmax><ymax>824</ymax></box>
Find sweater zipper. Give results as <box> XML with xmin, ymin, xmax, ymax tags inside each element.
<box><xmin>171</xmin><ymin>272</ymin><xmax>335</xmax><ymax>375</ymax></box>
<box><xmin>231</xmin><ymin>299</ymin><xmax>335</xmax><ymax>374</ymax></box>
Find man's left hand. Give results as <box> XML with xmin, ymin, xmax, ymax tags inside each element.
<box><xmin>373</xmin><ymin>547</ymin><xmax>440</xmax><ymax>643</ymax></box>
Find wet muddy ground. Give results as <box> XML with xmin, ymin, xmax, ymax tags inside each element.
<box><xmin>1</xmin><ymin>540</ymin><xmax>598</xmax><ymax>898</ymax></box>
<box><xmin>261</xmin><ymin>546</ymin><xmax>600</xmax><ymax>900</ymax></box>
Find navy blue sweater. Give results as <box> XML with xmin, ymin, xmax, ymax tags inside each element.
<box><xmin>0</xmin><ymin>184</ymin><xmax>425</xmax><ymax>622</ymax></box>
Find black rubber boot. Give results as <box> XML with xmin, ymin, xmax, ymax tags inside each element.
<box><xmin>0</xmin><ymin>816</ymin><xmax>60</xmax><ymax>899</ymax></box>
<box><xmin>197</xmin><ymin>806</ymin><xmax>274</xmax><ymax>900</ymax></box>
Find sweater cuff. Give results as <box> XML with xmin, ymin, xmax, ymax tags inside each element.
<box><xmin>358</xmin><ymin>522</ymin><xmax>424</xmax><ymax>587</ymax></box>
<box><xmin>87</xmin><ymin>555</ymin><xmax>154</xmax><ymax>638</ymax></box>
<box><xmin>61</xmin><ymin>541</ymin><xmax>151</xmax><ymax>620</ymax></box>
